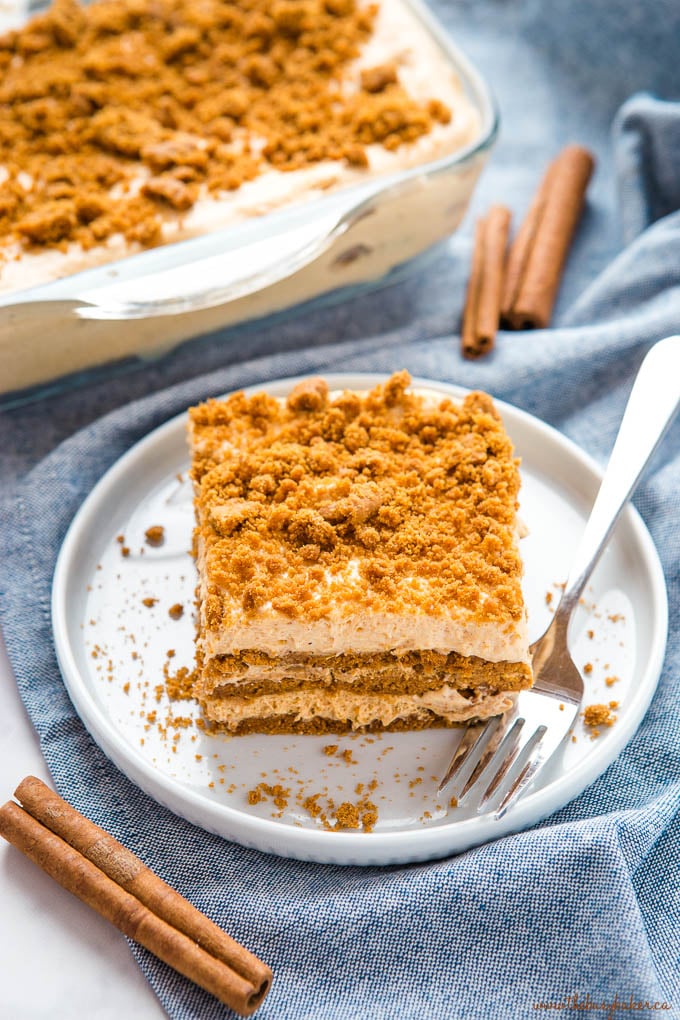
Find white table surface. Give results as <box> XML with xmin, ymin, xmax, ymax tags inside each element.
<box><xmin>0</xmin><ymin>628</ymin><xmax>167</xmax><ymax>1019</ymax></box>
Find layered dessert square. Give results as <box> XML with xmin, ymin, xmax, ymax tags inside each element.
<box><xmin>188</xmin><ymin>371</ymin><xmax>532</xmax><ymax>734</ymax></box>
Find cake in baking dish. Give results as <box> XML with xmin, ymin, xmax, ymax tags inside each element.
<box><xmin>0</xmin><ymin>0</ymin><xmax>480</xmax><ymax>295</ymax></box>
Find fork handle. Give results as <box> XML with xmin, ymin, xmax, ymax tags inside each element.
<box><xmin>557</xmin><ymin>335</ymin><xmax>680</xmax><ymax>619</ymax></box>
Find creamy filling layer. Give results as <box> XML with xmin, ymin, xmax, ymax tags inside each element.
<box><xmin>199</xmin><ymin>683</ymin><xmax>515</xmax><ymax>729</ymax></box>
<box><xmin>200</xmin><ymin>608</ymin><xmax>529</xmax><ymax>662</ymax></box>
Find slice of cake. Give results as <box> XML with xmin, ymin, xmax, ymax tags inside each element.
<box><xmin>188</xmin><ymin>371</ymin><xmax>532</xmax><ymax>734</ymax></box>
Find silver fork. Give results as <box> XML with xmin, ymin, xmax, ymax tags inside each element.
<box><xmin>439</xmin><ymin>335</ymin><xmax>680</xmax><ymax>818</ymax></box>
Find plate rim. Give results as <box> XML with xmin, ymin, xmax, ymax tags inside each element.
<box><xmin>51</xmin><ymin>373</ymin><xmax>669</xmax><ymax>864</ymax></box>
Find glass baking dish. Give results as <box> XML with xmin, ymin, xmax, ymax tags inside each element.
<box><xmin>0</xmin><ymin>0</ymin><xmax>498</xmax><ymax>406</ymax></box>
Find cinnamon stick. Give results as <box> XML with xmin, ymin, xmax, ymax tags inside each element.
<box><xmin>461</xmin><ymin>204</ymin><xmax>511</xmax><ymax>359</ymax></box>
<box><xmin>501</xmin><ymin>145</ymin><xmax>595</xmax><ymax>329</ymax></box>
<box><xmin>0</xmin><ymin>781</ymin><xmax>272</xmax><ymax>1016</ymax></box>
<box><xmin>15</xmin><ymin>776</ymin><xmax>270</xmax><ymax>993</ymax></box>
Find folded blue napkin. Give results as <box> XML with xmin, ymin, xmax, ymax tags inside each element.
<box><xmin>1</xmin><ymin>1</ymin><xmax>680</xmax><ymax>1016</ymax></box>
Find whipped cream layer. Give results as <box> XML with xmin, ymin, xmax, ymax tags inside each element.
<box><xmin>201</xmin><ymin>684</ymin><xmax>515</xmax><ymax>730</ymax></box>
<box><xmin>200</xmin><ymin>599</ymin><xmax>529</xmax><ymax>663</ymax></box>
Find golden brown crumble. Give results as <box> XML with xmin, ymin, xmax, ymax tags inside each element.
<box><xmin>335</xmin><ymin>801</ymin><xmax>360</xmax><ymax>827</ymax></box>
<box><xmin>189</xmin><ymin>371</ymin><xmax>525</xmax><ymax>628</ymax></box>
<box><xmin>583</xmin><ymin>701</ymin><xmax>618</xmax><ymax>734</ymax></box>
<box><xmin>163</xmin><ymin>663</ymin><xmax>196</xmax><ymax>700</ymax></box>
<box><xmin>360</xmin><ymin>62</ymin><xmax>397</xmax><ymax>93</ymax></box>
<box><xmin>361</xmin><ymin>805</ymin><xmax>378</xmax><ymax>831</ymax></box>
<box><xmin>144</xmin><ymin>525</ymin><xmax>165</xmax><ymax>546</ymax></box>
<box><xmin>247</xmin><ymin>782</ymin><xmax>289</xmax><ymax>810</ymax></box>
<box><xmin>302</xmin><ymin>793</ymin><xmax>322</xmax><ymax>817</ymax></box>
<box><xmin>298</xmin><ymin>789</ymin><xmax>377</xmax><ymax>831</ymax></box>
<box><xmin>333</xmin><ymin>797</ymin><xmax>377</xmax><ymax>831</ymax></box>
<box><xmin>0</xmin><ymin>0</ymin><xmax>451</xmax><ymax>259</ymax></box>
<box><xmin>168</xmin><ymin>602</ymin><xmax>184</xmax><ymax>620</ymax></box>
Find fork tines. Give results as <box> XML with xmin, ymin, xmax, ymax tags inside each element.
<box><xmin>438</xmin><ymin>713</ymin><xmax>548</xmax><ymax>817</ymax></box>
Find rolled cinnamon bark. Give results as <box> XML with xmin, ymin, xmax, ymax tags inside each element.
<box><xmin>15</xmin><ymin>776</ymin><xmax>270</xmax><ymax>996</ymax></box>
<box><xmin>501</xmin><ymin>145</ymin><xmax>595</xmax><ymax>329</ymax></box>
<box><xmin>500</xmin><ymin>165</ymin><xmax>556</xmax><ymax>325</ymax></box>
<box><xmin>461</xmin><ymin>204</ymin><xmax>511</xmax><ymax>359</ymax></box>
<box><xmin>1</xmin><ymin>782</ymin><xmax>272</xmax><ymax>1016</ymax></box>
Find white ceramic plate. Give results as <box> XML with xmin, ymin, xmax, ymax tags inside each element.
<box><xmin>52</xmin><ymin>374</ymin><xmax>668</xmax><ymax>865</ymax></box>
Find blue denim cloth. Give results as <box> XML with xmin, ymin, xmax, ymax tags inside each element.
<box><xmin>2</xmin><ymin>1</ymin><xmax>680</xmax><ymax>1016</ymax></box>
